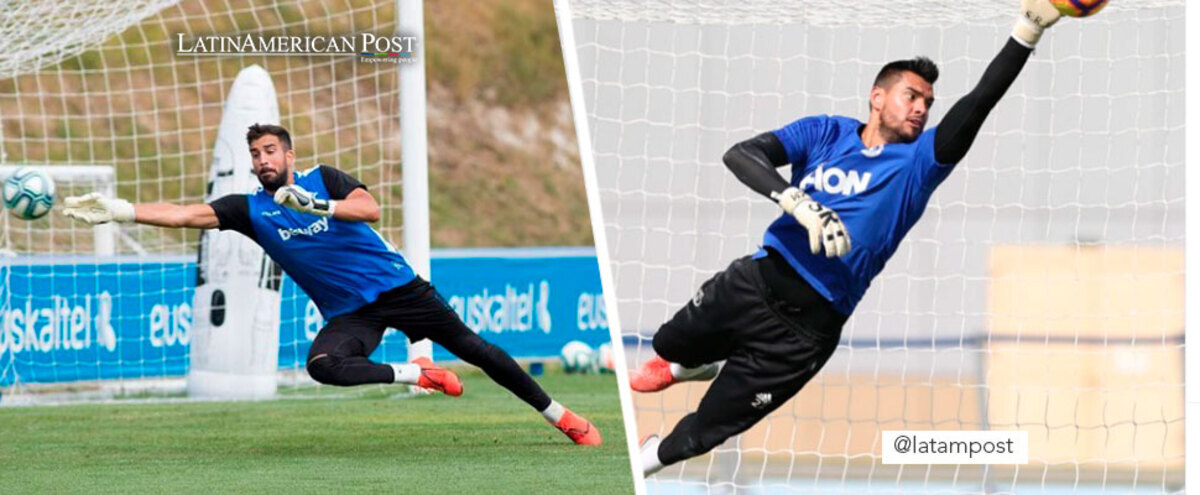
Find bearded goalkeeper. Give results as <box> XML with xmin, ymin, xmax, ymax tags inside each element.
<box><xmin>62</xmin><ymin>123</ymin><xmax>601</xmax><ymax>446</ymax></box>
<box><xmin>631</xmin><ymin>0</ymin><xmax>1064</xmax><ymax>474</ymax></box>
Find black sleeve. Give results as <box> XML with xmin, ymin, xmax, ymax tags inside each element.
<box><xmin>722</xmin><ymin>132</ymin><xmax>793</xmax><ymax>201</ymax></box>
<box><xmin>319</xmin><ymin>165</ymin><xmax>367</xmax><ymax>200</ymax></box>
<box><xmin>209</xmin><ymin>194</ymin><xmax>256</xmax><ymax>241</ymax></box>
<box><xmin>934</xmin><ymin>37</ymin><xmax>1034</xmax><ymax>165</ymax></box>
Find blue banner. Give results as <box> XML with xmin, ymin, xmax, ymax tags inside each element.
<box><xmin>0</xmin><ymin>258</ymin><xmax>194</xmax><ymax>385</ymax></box>
<box><xmin>1</xmin><ymin>248</ymin><xmax>607</xmax><ymax>386</ymax></box>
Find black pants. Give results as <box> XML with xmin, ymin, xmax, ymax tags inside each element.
<box><xmin>306</xmin><ymin>277</ymin><xmax>551</xmax><ymax>411</ymax></box>
<box><xmin>653</xmin><ymin>249</ymin><xmax>847</xmax><ymax>465</ymax></box>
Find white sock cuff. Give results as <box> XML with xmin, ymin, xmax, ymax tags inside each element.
<box><xmin>391</xmin><ymin>363</ymin><xmax>421</xmax><ymax>385</ymax></box>
<box><xmin>541</xmin><ymin>400</ymin><xmax>565</xmax><ymax>424</ymax></box>
<box><xmin>641</xmin><ymin>436</ymin><xmax>665</xmax><ymax>476</ymax></box>
<box><xmin>669</xmin><ymin>361</ymin><xmax>719</xmax><ymax>381</ymax></box>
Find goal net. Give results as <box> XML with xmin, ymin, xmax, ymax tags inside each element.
<box><xmin>0</xmin><ymin>0</ymin><xmax>415</xmax><ymax>403</ymax></box>
<box><xmin>566</xmin><ymin>0</ymin><xmax>1184</xmax><ymax>492</ymax></box>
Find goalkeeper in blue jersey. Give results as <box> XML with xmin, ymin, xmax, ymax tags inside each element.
<box><xmin>61</xmin><ymin>123</ymin><xmax>601</xmax><ymax>446</ymax></box>
<box><xmin>631</xmin><ymin>0</ymin><xmax>1064</xmax><ymax>475</ymax></box>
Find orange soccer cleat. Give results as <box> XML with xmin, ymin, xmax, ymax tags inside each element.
<box><xmin>555</xmin><ymin>408</ymin><xmax>602</xmax><ymax>446</ymax></box>
<box><xmin>413</xmin><ymin>357</ymin><xmax>463</xmax><ymax>397</ymax></box>
<box><xmin>630</xmin><ymin>355</ymin><xmax>675</xmax><ymax>393</ymax></box>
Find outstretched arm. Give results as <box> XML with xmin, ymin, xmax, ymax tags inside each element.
<box><xmin>936</xmin><ymin>0</ymin><xmax>1062</xmax><ymax>165</ymax></box>
<box><xmin>134</xmin><ymin>203</ymin><xmax>219</xmax><ymax>228</ymax></box>
<box><xmin>933</xmin><ymin>38</ymin><xmax>1033</xmax><ymax>165</ymax></box>
<box><xmin>62</xmin><ymin>192</ymin><xmax>218</xmax><ymax>229</ymax></box>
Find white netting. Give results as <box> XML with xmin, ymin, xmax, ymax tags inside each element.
<box><xmin>0</xmin><ymin>0</ymin><xmax>409</xmax><ymax>402</ymax></box>
<box><xmin>569</xmin><ymin>0</ymin><xmax>1182</xmax><ymax>26</ymax></box>
<box><xmin>0</xmin><ymin>1</ymin><xmax>180</xmax><ymax>78</ymax></box>
<box><xmin>570</xmin><ymin>0</ymin><xmax>1183</xmax><ymax>493</ymax></box>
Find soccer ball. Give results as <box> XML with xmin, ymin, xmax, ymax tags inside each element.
<box><xmin>1050</xmin><ymin>0</ymin><xmax>1109</xmax><ymax>17</ymax></box>
<box><xmin>596</xmin><ymin>342</ymin><xmax>615</xmax><ymax>373</ymax></box>
<box><xmin>560</xmin><ymin>341</ymin><xmax>595</xmax><ymax>374</ymax></box>
<box><xmin>2</xmin><ymin>168</ymin><xmax>55</xmax><ymax>220</ymax></box>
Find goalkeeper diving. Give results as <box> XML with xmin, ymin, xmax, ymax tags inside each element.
<box><xmin>62</xmin><ymin>123</ymin><xmax>601</xmax><ymax>446</ymax></box>
<box><xmin>631</xmin><ymin>0</ymin><xmax>1065</xmax><ymax>475</ymax></box>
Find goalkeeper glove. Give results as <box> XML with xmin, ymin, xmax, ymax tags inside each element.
<box><xmin>772</xmin><ymin>187</ymin><xmax>851</xmax><ymax>258</ymax></box>
<box><xmin>1012</xmin><ymin>0</ymin><xmax>1062</xmax><ymax>48</ymax></box>
<box><xmin>273</xmin><ymin>184</ymin><xmax>335</xmax><ymax>217</ymax></box>
<box><xmin>62</xmin><ymin>192</ymin><xmax>135</xmax><ymax>225</ymax></box>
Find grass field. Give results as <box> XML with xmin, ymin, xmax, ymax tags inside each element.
<box><xmin>0</xmin><ymin>371</ymin><xmax>633</xmax><ymax>494</ymax></box>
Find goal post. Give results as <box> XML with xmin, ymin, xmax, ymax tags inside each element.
<box><xmin>399</xmin><ymin>0</ymin><xmax>434</xmax><ymax>369</ymax></box>
<box><xmin>565</xmin><ymin>0</ymin><xmax>1184</xmax><ymax>492</ymax></box>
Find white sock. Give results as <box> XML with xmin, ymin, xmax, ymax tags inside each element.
<box><xmin>541</xmin><ymin>400</ymin><xmax>565</xmax><ymax>424</ymax></box>
<box><xmin>641</xmin><ymin>436</ymin><xmax>665</xmax><ymax>476</ymax></box>
<box><xmin>669</xmin><ymin>361</ymin><xmax>720</xmax><ymax>381</ymax></box>
<box><xmin>391</xmin><ymin>363</ymin><xmax>421</xmax><ymax>385</ymax></box>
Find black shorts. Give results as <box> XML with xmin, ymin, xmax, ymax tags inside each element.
<box><xmin>308</xmin><ymin>277</ymin><xmax>455</xmax><ymax>362</ymax></box>
<box><xmin>652</xmin><ymin>249</ymin><xmax>848</xmax><ymax>463</ymax></box>
<box><xmin>653</xmin><ymin>248</ymin><xmax>847</xmax><ymax>369</ymax></box>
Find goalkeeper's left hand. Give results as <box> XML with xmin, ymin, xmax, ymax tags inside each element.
<box><xmin>273</xmin><ymin>184</ymin><xmax>335</xmax><ymax>217</ymax></box>
<box><xmin>773</xmin><ymin>187</ymin><xmax>851</xmax><ymax>258</ymax></box>
<box><xmin>1012</xmin><ymin>0</ymin><xmax>1061</xmax><ymax>48</ymax></box>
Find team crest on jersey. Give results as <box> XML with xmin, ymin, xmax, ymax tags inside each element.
<box><xmin>692</xmin><ymin>287</ymin><xmax>705</xmax><ymax>307</ymax></box>
<box><xmin>799</xmin><ymin>163</ymin><xmax>873</xmax><ymax>196</ymax></box>
<box><xmin>861</xmin><ymin>144</ymin><xmax>885</xmax><ymax>157</ymax></box>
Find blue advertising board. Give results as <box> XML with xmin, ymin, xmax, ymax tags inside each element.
<box><xmin>0</xmin><ymin>248</ymin><xmax>607</xmax><ymax>386</ymax></box>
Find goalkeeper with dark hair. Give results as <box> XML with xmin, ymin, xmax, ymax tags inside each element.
<box><xmin>61</xmin><ymin>123</ymin><xmax>601</xmax><ymax>446</ymax></box>
<box><xmin>631</xmin><ymin>0</ymin><xmax>1063</xmax><ymax>475</ymax></box>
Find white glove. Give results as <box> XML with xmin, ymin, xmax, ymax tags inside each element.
<box><xmin>1012</xmin><ymin>0</ymin><xmax>1062</xmax><ymax>48</ymax></box>
<box><xmin>273</xmin><ymin>184</ymin><xmax>335</xmax><ymax>217</ymax></box>
<box><xmin>773</xmin><ymin>187</ymin><xmax>851</xmax><ymax>258</ymax></box>
<box><xmin>61</xmin><ymin>192</ymin><xmax>135</xmax><ymax>225</ymax></box>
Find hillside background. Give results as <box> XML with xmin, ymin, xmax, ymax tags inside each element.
<box><xmin>0</xmin><ymin>0</ymin><xmax>592</xmax><ymax>252</ymax></box>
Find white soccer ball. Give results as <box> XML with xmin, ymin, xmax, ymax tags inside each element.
<box><xmin>597</xmin><ymin>342</ymin><xmax>615</xmax><ymax>373</ymax></box>
<box><xmin>560</xmin><ymin>340</ymin><xmax>595</xmax><ymax>374</ymax></box>
<box><xmin>3</xmin><ymin>168</ymin><xmax>55</xmax><ymax>220</ymax></box>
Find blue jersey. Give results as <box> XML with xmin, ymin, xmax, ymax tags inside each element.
<box><xmin>763</xmin><ymin>115</ymin><xmax>954</xmax><ymax>315</ymax></box>
<box><xmin>211</xmin><ymin>165</ymin><xmax>416</xmax><ymax>319</ymax></box>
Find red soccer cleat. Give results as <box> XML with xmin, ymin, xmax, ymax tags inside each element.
<box><xmin>555</xmin><ymin>408</ymin><xmax>602</xmax><ymax>446</ymax></box>
<box><xmin>413</xmin><ymin>357</ymin><xmax>463</xmax><ymax>397</ymax></box>
<box><xmin>630</xmin><ymin>355</ymin><xmax>675</xmax><ymax>393</ymax></box>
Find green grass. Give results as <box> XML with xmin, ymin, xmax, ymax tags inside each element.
<box><xmin>0</xmin><ymin>372</ymin><xmax>633</xmax><ymax>494</ymax></box>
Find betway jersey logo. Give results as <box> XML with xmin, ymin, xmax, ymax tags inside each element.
<box><xmin>799</xmin><ymin>164</ymin><xmax>872</xmax><ymax>196</ymax></box>
<box><xmin>278</xmin><ymin>216</ymin><xmax>330</xmax><ymax>241</ymax></box>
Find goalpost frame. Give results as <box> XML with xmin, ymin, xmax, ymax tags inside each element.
<box><xmin>398</xmin><ymin>0</ymin><xmax>433</xmax><ymax>363</ymax></box>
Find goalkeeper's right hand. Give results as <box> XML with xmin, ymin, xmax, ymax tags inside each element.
<box><xmin>772</xmin><ymin>187</ymin><xmax>851</xmax><ymax>258</ymax></box>
<box><xmin>62</xmin><ymin>192</ymin><xmax>135</xmax><ymax>225</ymax></box>
<box><xmin>1012</xmin><ymin>0</ymin><xmax>1061</xmax><ymax>48</ymax></box>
